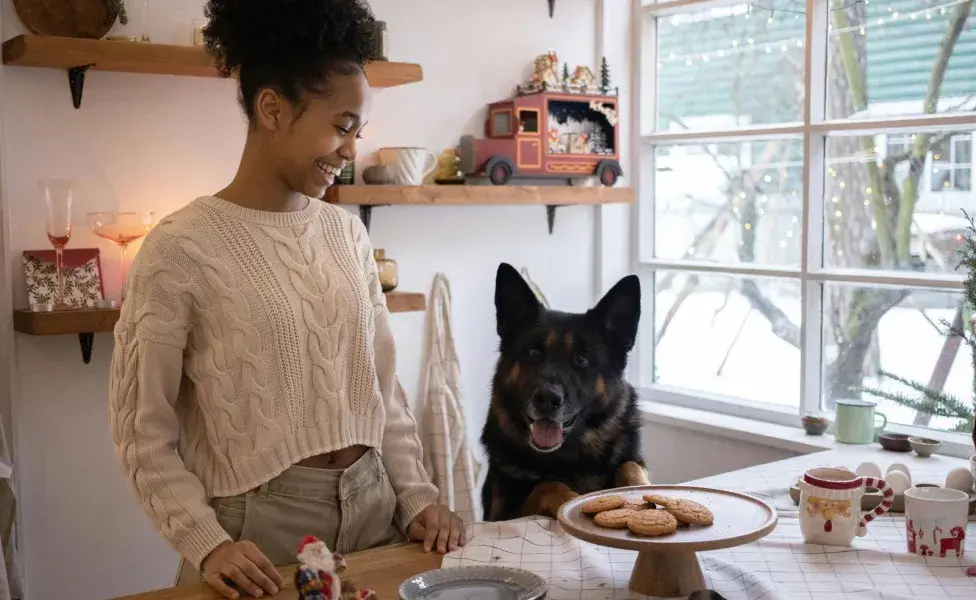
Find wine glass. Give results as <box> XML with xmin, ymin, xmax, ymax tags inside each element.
<box><xmin>40</xmin><ymin>179</ymin><xmax>75</xmax><ymax>310</ymax></box>
<box><xmin>87</xmin><ymin>212</ymin><xmax>156</xmax><ymax>302</ymax></box>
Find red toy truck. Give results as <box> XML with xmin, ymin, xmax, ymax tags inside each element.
<box><xmin>458</xmin><ymin>88</ymin><xmax>623</xmax><ymax>187</ymax></box>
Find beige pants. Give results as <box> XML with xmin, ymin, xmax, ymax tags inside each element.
<box><xmin>175</xmin><ymin>448</ymin><xmax>405</xmax><ymax>586</ymax></box>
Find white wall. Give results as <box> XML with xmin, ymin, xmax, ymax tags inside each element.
<box><xmin>0</xmin><ymin>1</ymin><xmax>607</xmax><ymax>598</ymax></box>
<box><xmin>640</xmin><ymin>422</ymin><xmax>802</xmax><ymax>484</ymax></box>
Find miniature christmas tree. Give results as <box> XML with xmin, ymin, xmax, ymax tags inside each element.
<box><xmin>600</xmin><ymin>57</ymin><xmax>611</xmax><ymax>93</ymax></box>
<box><xmin>562</xmin><ymin>63</ymin><xmax>570</xmax><ymax>88</ymax></box>
<box><xmin>860</xmin><ymin>210</ymin><xmax>976</xmax><ymax>454</ymax></box>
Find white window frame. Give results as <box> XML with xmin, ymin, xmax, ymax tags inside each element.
<box><xmin>631</xmin><ymin>0</ymin><xmax>976</xmax><ymax>457</ymax></box>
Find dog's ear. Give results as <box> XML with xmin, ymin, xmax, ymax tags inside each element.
<box><xmin>495</xmin><ymin>263</ymin><xmax>541</xmax><ymax>339</ymax></box>
<box><xmin>589</xmin><ymin>274</ymin><xmax>641</xmax><ymax>353</ymax></box>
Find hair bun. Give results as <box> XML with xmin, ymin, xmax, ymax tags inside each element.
<box><xmin>203</xmin><ymin>0</ymin><xmax>376</xmax><ymax>78</ymax></box>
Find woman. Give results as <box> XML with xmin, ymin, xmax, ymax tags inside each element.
<box><xmin>108</xmin><ymin>1</ymin><xmax>465</xmax><ymax>598</ymax></box>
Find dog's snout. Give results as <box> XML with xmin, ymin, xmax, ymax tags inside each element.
<box><xmin>532</xmin><ymin>386</ymin><xmax>564</xmax><ymax>412</ymax></box>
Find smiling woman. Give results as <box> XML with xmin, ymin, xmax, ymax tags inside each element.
<box><xmin>107</xmin><ymin>2</ymin><xmax>465</xmax><ymax>600</ymax></box>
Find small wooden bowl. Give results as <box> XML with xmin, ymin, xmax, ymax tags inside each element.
<box><xmin>801</xmin><ymin>416</ymin><xmax>829</xmax><ymax>436</ymax></box>
<box><xmin>878</xmin><ymin>433</ymin><xmax>912</xmax><ymax>452</ymax></box>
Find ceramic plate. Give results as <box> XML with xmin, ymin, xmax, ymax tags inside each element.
<box><xmin>399</xmin><ymin>566</ymin><xmax>548</xmax><ymax>600</ymax></box>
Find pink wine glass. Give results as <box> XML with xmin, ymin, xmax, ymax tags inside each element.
<box><xmin>87</xmin><ymin>211</ymin><xmax>156</xmax><ymax>302</ymax></box>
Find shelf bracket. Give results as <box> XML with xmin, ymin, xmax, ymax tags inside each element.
<box><xmin>68</xmin><ymin>64</ymin><xmax>95</xmax><ymax>109</ymax></box>
<box><xmin>546</xmin><ymin>205</ymin><xmax>559</xmax><ymax>234</ymax></box>
<box><xmin>359</xmin><ymin>206</ymin><xmax>373</xmax><ymax>232</ymax></box>
<box><xmin>78</xmin><ymin>333</ymin><xmax>94</xmax><ymax>364</ymax></box>
<box><xmin>358</xmin><ymin>205</ymin><xmax>388</xmax><ymax>233</ymax></box>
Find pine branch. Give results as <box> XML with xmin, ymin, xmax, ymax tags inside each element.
<box><xmin>864</xmin><ymin>370</ymin><xmax>974</xmax><ymax>419</ymax></box>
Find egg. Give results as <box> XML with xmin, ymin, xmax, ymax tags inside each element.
<box><xmin>944</xmin><ymin>467</ymin><xmax>974</xmax><ymax>493</ymax></box>
<box><xmin>885</xmin><ymin>470</ymin><xmax>911</xmax><ymax>496</ymax></box>
<box><xmin>886</xmin><ymin>463</ymin><xmax>912</xmax><ymax>484</ymax></box>
<box><xmin>855</xmin><ymin>462</ymin><xmax>883</xmax><ymax>480</ymax></box>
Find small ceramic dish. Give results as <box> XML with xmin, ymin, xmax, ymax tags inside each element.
<box><xmin>908</xmin><ymin>436</ymin><xmax>942</xmax><ymax>457</ymax></box>
<box><xmin>399</xmin><ymin>566</ymin><xmax>548</xmax><ymax>600</ymax></box>
<box><xmin>878</xmin><ymin>433</ymin><xmax>912</xmax><ymax>452</ymax></box>
<box><xmin>801</xmin><ymin>415</ymin><xmax>829</xmax><ymax>436</ymax></box>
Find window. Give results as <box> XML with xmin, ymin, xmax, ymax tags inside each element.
<box><xmin>930</xmin><ymin>134</ymin><xmax>973</xmax><ymax>192</ymax></box>
<box><xmin>636</xmin><ymin>0</ymin><xmax>976</xmax><ymax>449</ymax></box>
<box><xmin>491</xmin><ymin>109</ymin><xmax>512</xmax><ymax>137</ymax></box>
<box><xmin>519</xmin><ymin>109</ymin><xmax>540</xmax><ymax>134</ymax></box>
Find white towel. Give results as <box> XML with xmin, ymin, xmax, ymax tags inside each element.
<box><xmin>420</xmin><ymin>274</ymin><xmax>481</xmax><ymax>524</ymax></box>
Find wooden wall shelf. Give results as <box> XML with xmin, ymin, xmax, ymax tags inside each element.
<box><xmin>13</xmin><ymin>292</ymin><xmax>426</xmax><ymax>364</ymax></box>
<box><xmin>324</xmin><ymin>184</ymin><xmax>636</xmax><ymax>233</ymax></box>
<box><xmin>1</xmin><ymin>35</ymin><xmax>423</xmax><ymax>108</ymax></box>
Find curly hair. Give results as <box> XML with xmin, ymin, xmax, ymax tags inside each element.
<box><xmin>202</xmin><ymin>0</ymin><xmax>377</xmax><ymax>120</ymax></box>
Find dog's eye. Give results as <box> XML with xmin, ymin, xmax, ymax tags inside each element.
<box><xmin>574</xmin><ymin>354</ymin><xmax>591</xmax><ymax>368</ymax></box>
<box><xmin>527</xmin><ymin>347</ymin><xmax>543</xmax><ymax>360</ymax></box>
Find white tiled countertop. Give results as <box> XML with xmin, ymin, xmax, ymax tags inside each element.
<box><xmin>445</xmin><ymin>447</ymin><xmax>975</xmax><ymax>600</ymax></box>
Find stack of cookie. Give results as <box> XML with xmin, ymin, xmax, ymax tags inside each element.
<box><xmin>581</xmin><ymin>493</ymin><xmax>714</xmax><ymax>537</ymax></box>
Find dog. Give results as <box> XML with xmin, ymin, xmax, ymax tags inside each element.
<box><xmin>480</xmin><ymin>263</ymin><xmax>651</xmax><ymax>522</ymax></box>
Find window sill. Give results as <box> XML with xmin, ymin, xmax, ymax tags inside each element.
<box><xmin>637</xmin><ymin>400</ymin><xmax>975</xmax><ymax>460</ymax></box>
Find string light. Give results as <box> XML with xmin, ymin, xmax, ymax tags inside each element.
<box><xmin>655</xmin><ymin>0</ymin><xmax>967</xmax><ymax>68</ymax></box>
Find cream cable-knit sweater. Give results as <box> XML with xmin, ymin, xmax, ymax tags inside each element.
<box><xmin>109</xmin><ymin>196</ymin><xmax>438</xmax><ymax>570</ymax></box>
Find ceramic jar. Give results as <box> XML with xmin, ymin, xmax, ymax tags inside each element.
<box><xmin>798</xmin><ymin>467</ymin><xmax>893</xmax><ymax>546</ymax></box>
<box><xmin>374</xmin><ymin>249</ymin><xmax>398</xmax><ymax>292</ymax></box>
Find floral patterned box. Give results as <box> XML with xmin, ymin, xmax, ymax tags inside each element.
<box><xmin>22</xmin><ymin>248</ymin><xmax>105</xmax><ymax>308</ymax></box>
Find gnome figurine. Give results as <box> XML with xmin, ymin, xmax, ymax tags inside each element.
<box><xmin>294</xmin><ymin>536</ymin><xmax>377</xmax><ymax>600</ymax></box>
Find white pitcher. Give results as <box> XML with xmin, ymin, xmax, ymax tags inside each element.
<box><xmin>798</xmin><ymin>467</ymin><xmax>892</xmax><ymax>546</ymax></box>
<box><xmin>377</xmin><ymin>147</ymin><xmax>437</xmax><ymax>185</ymax></box>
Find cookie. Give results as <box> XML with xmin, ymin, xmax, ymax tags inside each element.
<box><xmin>626</xmin><ymin>510</ymin><xmax>678</xmax><ymax>537</ymax></box>
<box><xmin>623</xmin><ymin>498</ymin><xmax>650</xmax><ymax>511</ymax></box>
<box><xmin>593</xmin><ymin>508</ymin><xmax>638</xmax><ymax>529</ymax></box>
<box><xmin>642</xmin><ymin>493</ymin><xmax>674</xmax><ymax>508</ymax></box>
<box><xmin>581</xmin><ymin>495</ymin><xmax>626</xmax><ymax>514</ymax></box>
<box><xmin>665</xmin><ymin>498</ymin><xmax>714</xmax><ymax>526</ymax></box>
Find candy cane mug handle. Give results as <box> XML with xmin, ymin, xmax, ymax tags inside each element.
<box><xmin>857</xmin><ymin>476</ymin><xmax>893</xmax><ymax>536</ymax></box>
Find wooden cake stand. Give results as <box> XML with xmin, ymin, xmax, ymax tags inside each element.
<box><xmin>557</xmin><ymin>485</ymin><xmax>778</xmax><ymax>598</ymax></box>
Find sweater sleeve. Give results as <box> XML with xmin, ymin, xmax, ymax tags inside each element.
<box><xmin>109</xmin><ymin>230</ymin><xmax>232</xmax><ymax>570</ymax></box>
<box><xmin>356</xmin><ymin>225</ymin><xmax>440</xmax><ymax>530</ymax></box>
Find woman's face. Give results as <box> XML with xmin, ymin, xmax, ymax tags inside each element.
<box><xmin>260</xmin><ymin>70</ymin><xmax>372</xmax><ymax>198</ymax></box>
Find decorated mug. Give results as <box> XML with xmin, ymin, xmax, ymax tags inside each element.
<box><xmin>905</xmin><ymin>486</ymin><xmax>968</xmax><ymax>558</ymax></box>
<box><xmin>798</xmin><ymin>467</ymin><xmax>892</xmax><ymax>546</ymax></box>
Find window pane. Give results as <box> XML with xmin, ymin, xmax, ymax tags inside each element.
<box><xmin>826</xmin><ymin>0</ymin><xmax>976</xmax><ymax>120</ymax></box>
<box><xmin>654</xmin><ymin>271</ymin><xmax>801</xmax><ymax>407</ymax></box>
<box><xmin>821</xmin><ymin>283</ymin><xmax>974</xmax><ymax>436</ymax></box>
<box><xmin>824</xmin><ymin>131</ymin><xmax>975</xmax><ymax>272</ymax></box>
<box><xmin>651</xmin><ymin>139</ymin><xmax>804</xmax><ymax>265</ymax></box>
<box><xmin>653</xmin><ymin>2</ymin><xmax>807</xmax><ymax>133</ymax></box>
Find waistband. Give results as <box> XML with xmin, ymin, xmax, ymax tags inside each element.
<box><xmin>256</xmin><ymin>448</ymin><xmax>383</xmax><ymax>501</ymax></box>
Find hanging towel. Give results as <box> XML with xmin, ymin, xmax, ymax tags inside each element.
<box><xmin>420</xmin><ymin>273</ymin><xmax>480</xmax><ymax>524</ymax></box>
<box><xmin>519</xmin><ymin>267</ymin><xmax>550</xmax><ymax>308</ymax></box>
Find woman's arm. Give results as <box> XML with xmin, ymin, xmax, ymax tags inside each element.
<box><xmin>109</xmin><ymin>229</ymin><xmax>232</xmax><ymax>570</ymax></box>
<box><xmin>354</xmin><ymin>222</ymin><xmax>440</xmax><ymax>531</ymax></box>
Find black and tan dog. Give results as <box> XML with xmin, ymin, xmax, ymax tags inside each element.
<box><xmin>480</xmin><ymin>263</ymin><xmax>651</xmax><ymax>522</ymax></box>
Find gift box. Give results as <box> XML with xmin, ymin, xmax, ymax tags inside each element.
<box><xmin>22</xmin><ymin>248</ymin><xmax>105</xmax><ymax>308</ymax></box>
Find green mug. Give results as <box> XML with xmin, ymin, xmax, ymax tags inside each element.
<box><xmin>835</xmin><ymin>399</ymin><xmax>888</xmax><ymax>444</ymax></box>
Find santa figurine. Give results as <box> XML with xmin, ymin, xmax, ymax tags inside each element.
<box><xmin>294</xmin><ymin>536</ymin><xmax>376</xmax><ymax>600</ymax></box>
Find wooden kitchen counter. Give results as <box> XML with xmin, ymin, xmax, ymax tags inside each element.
<box><xmin>113</xmin><ymin>543</ymin><xmax>443</xmax><ymax>600</ymax></box>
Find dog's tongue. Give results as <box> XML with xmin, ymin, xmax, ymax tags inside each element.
<box><xmin>530</xmin><ymin>418</ymin><xmax>563</xmax><ymax>448</ymax></box>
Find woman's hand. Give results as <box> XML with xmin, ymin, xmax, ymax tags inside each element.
<box><xmin>201</xmin><ymin>540</ymin><xmax>285</xmax><ymax>598</ymax></box>
<box><xmin>408</xmin><ymin>504</ymin><xmax>467</xmax><ymax>554</ymax></box>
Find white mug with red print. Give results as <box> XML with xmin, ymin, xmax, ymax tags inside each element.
<box><xmin>904</xmin><ymin>486</ymin><xmax>968</xmax><ymax>558</ymax></box>
<box><xmin>798</xmin><ymin>467</ymin><xmax>893</xmax><ymax>546</ymax></box>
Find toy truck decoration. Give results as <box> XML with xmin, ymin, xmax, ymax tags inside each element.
<box><xmin>459</xmin><ymin>52</ymin><xmax>622</xmax><ymax>187</ymax></box>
